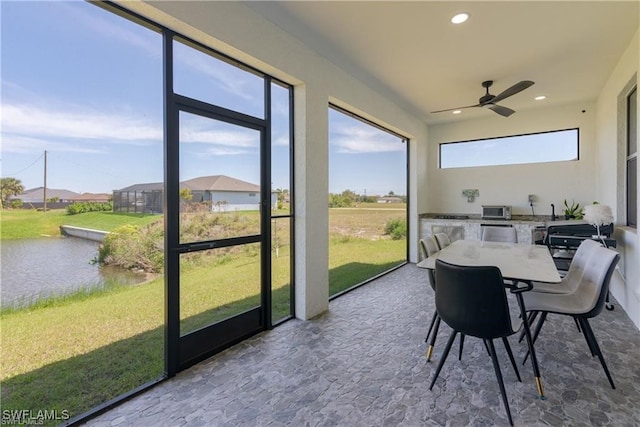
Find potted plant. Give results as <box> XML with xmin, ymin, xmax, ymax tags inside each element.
<box><xmin>563</xmin><ymin>199</ymin><xmax>583</xmax><ymax>220</ymax></box>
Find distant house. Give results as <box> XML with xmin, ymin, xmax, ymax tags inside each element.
<box><xmin>11</xmin><ymin>187</ymin><xmax>81</xmax><ymax>209</ymax></box>
<box><xmin>70</xmin><ymin>193</ymin><xmax>111</xmax><ymax>203</ymax></box>
<box><xmin>14</xmin><ymin>187</ymin><xmax>80</xmax><ymax>203</ymax></box>
<box><xmin>377</xmin><ymin>196</ymin><xmax>403</xmax><ymax>204</ymax></box>
<box><xmin>112</xmin><ymin>175</ymin><xmax>277</xmax><ymax>214</ymax></box>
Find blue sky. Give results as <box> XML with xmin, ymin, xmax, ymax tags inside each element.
<box><xmin>1</xmin><ymin>1</ymin><xmax>407</xmax><ymax>197</ymax></box>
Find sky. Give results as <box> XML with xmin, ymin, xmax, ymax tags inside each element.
<box><xmin>1</xmin><ymin>1</ymin><xmax>408</xmax><ymax>197</ymax></box>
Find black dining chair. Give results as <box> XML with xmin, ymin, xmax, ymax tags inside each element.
<box><xmin>429</xmin><ymin>259</ymin><xmax>524</xmax><ymax>426</ymax></box>
<box><xmin>522</xmin><ymin>245</ymin><xmax>620</xmax><ymax>388</ymax></box>
<box><xmin>419</xmin><ymin>237</ymin><xmax>444</xmax><ymax>360</ymax></box>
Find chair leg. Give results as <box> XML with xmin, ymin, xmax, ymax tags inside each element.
<box><xmin>429</xmin><ymin>330</ymin><xmax>458</xmax><ymax>390</ymax></box>
<box><xmin>425</xmin><ymin>311</ymin><xmax>438</xmax><ymax>343</ymax></box>
<box><xmin>458</xmin><ymin>334</ymin><xmax>465</xmax><ymax>360</ymax></box>
<box><xmin>519</xmin><ymin>311</ymin><xmax>539</xmax><ymax>343</ymax></box>
<box><xmin>486</xmin><ymin>339</ymin><xmax>514</xmax><ymax>426</ymax></box>
<box><xmin>578</xmin><ymin>318</ymin><xmax>616</xmax><ymax>389</ymax></box>
<box><xmin>523</xmin><ymin>311</ymin><xmax>547</xmax><ymax>366</ymax></box>
<box><xmin>426</xmin><ymin>316</ymin><xmax>441</xmax><ymax>361</ymax></box>
<box><xmin>578</xmin><ymin>316</ymin><xmax>597</xmax><ymax>357</ymax></box>
<box><xmin>502</xmin><ymin>337</ymin><xmax>521</xmax><ymax>382</ymax></box>
<box><xmin>483</xmin><ymin>339</ymin><xmax>491</xmax><ymax>356</ymax></box>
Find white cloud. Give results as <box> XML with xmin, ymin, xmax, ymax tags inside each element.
<box><xmin>59</xmin><ymin>2</ymin><xmax>161</xmax><ymax>59</ymax></box>
<box><xmin>174</xmin><ymin>43</ymin><xmax>260</xmax><ymax>102</ymax></box>
<box><xmin>203</xmin><ymin>147</ymin><xmax>251</xmax><ymax>156</ymax></box>
<box><xmin>330</xmin><ymin>124</ymin><xmax>403</xmax><ymax>154</ymax></box>
<box><xmin>1</xmin><ymin>103</ymin><xmax>162</xmax><ymax>150</ymax></box>
<box><xmin>179</xmin><ymin>127</ymin><xmax>257</xmax><ymax>148</ymax></box>
<box><xmin>1</xmin><ymin>134</ymin><xmax>107</xmax><ymax>154</ymax></box>
<box><xmin>272</xmin><ymin>134</ymin><xmax>290</xmax><ymax>147</ymax></box>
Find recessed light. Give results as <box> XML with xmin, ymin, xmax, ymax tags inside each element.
<box><xmin>451</xmin><ymin>13</ymin><xmax>469</xmax><ymax>24</ymax></box>
<box><xmin>453</xmin><ymin>110</ymin><xmax>462</xmax><ymax>114</ymax></box>
<box><xmin>535</xmin><ymin>95</ymin><xmax>546</xmax><ymax>101</ymax></box>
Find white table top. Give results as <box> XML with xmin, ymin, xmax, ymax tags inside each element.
<box><xmin>417</xmin><ymin>239</ymin><xmax>561</xmax><ymax>284</ymax></box>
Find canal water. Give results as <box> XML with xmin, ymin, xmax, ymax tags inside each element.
<box><xmin>1</xmin><ymin>237</ymin><xmax>146</xmax><ymax>308</ymax></box>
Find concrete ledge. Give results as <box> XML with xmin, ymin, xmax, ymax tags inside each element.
<box><xmin>60</xmin><ymin>225</ymin><xmax>109</xmax><ymax>242</ymax></box>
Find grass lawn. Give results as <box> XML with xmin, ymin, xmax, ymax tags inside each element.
<box><xmin>0</xmin><ymin>205</ymin><xmax>407</xmax><ymax>423</ymax></box>
<box><xmin>0</xmin><ymin>209</ymin><xmax>160</xmax><ymax>240</ymax></box>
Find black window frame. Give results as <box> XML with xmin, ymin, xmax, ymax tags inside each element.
<box><xmin>627</xmin><ymin>86</ymin><xmax>637</xmax><ymax>228</ymax></box>
<box><xmin>59</xmin><ymin>1</ymin><xmax>295</xmax><ymax>424</ymax></box>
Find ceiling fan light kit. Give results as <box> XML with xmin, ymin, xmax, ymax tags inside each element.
<box><xmin>431</xmin><ymin>80</ymin><xmax>535</xmax><ymax>117</ymax></box>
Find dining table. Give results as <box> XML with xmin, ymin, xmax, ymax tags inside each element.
<box><xmin>417</xmin><ymin>238</ymin><xmax>561</xmax><ymax>399</ymax></box>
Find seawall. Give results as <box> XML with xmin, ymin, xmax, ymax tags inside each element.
<box><xmin>60</xmin><ymin>225</ymin><xmax>109</xmax><ymax>242</ymax></box>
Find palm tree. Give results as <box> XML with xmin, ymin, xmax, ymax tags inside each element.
<box><xmin>0</xmin><ymin>177</ymin><xmax>25</xmax><ymax>209</ymax></box>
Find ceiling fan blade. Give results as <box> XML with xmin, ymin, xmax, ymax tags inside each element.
<box><xmin>430</xmin><ymin>104</ymin><xmax>479</xmax><ymax>114</ymax></box>
<box><xmin>490</xmin><ymin>80</ymin><xmax>534</xmax><ymax>104</ymax></box>
<box><xmin>489</xmin><ymin>104</ymin><xmax>515</xmax><ymax>117</ymax></box>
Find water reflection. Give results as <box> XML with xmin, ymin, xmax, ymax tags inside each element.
<box><xmin>1</xmin><ymin>237</ymin><xmax>146</xmax><ymax>308</ymax></box>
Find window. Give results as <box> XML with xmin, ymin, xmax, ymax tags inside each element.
<box><xmin>1</xmin><ymin>1</ymin><xmax>164</xmax><ymax>421</ymax></box>
<box><xmin>440</xmin><ymin>128</ymin><xmax>579</xmax><ymax>169</ymax></box>
<box><xmin>1</xmin><ymin>1</ymin><xmax>294</xmax><ymax>423</ymax></box>
<box><xmin>328</xmin><ymin>105</ymin><xmax>408</xmax><ymax>298</ymax></box>
<box><xmin>627</xmin><ymin>87</ymin><xmax>637</xmax><ymax>227</ymax></box>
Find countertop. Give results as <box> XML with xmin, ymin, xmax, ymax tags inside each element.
<box><xmin>419</xmin><ymin>213</ymin><xmax>554</xmax><ymax>225</ymax></box>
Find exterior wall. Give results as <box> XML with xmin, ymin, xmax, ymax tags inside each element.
<box><xmin>427</xmin><ymin>101</ymin><xmax>598</xmax><ymax>218</ymax></box>
<box><xmin>595</xmin><ymin>29</ymin><xmax>639</xmax><ymax>329</ymax></box>
<box><xmin>209</xmin><ymin>191</ymin><xmax>259</xmax><ymax>211</ymax></box>
<box><xmin>122</xmin><ymin>1</ymin><xmax>429</xmax><ymax>320</ymax></box>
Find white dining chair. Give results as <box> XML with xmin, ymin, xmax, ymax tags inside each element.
<box><xmin>434</xmin><ymin>233</ymin><xmax>451</xmax><ymax>250</ymax></box>
<box><xmin>531</xmin><ymin>239</ymin><xmax>601</xmax><ymax>294</ymax></box>
<box><xmin>420</xmin><ymin>236</ymin><xmax>440</xmax><ymax>259</ymax></box>
<box><xmin>481</xmin><ymin>226</ymin><xmax>518</xmax><ymax>243</ymax></box>
<box><xmin>522</xmin><ymin>245</ymin><xmax>620</xmax><ymax>389</ymax></box>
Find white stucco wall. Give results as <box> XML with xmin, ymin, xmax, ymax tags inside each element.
<box><xmin>121</xmin><ymin>1</ymin><xmax>429</xmax><ymax>320</ymax></box>
<box><xmin>595</xmin><ymin>29</ymin><xmax>639</xmax><ymax>330</ymax></box>
<box><xmin>427</xmin><ymin>101</ymin><xmax>598</xmax><ymax>217</ymax></box>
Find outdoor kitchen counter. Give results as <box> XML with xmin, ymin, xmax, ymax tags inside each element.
<box><xmin>419</xmin><ymin>213</ymin><xmax>549</xmax><ymax>247</ymax></box>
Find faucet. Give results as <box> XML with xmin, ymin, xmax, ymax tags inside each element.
<box><xmin>550</xmin><ymin>203</ymin><xmax>556</xmax><ymax>221</ymax></box>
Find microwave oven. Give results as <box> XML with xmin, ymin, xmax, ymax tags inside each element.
<box><xmin>482</xmin><ymin>205</ymin><xmax>512</xmax><ymax>219</ymax></box>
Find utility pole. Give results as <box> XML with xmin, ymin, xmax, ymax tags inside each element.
<box><xmin>43</xmin><ymin>150</ymin><xmax>47</xmax><ymax>212</ymax></box>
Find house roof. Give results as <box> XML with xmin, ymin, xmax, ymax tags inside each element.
<box><xmin>14</xmin><ymin>187</ymin><xmax>81</xmax><ymax>202</ymax></box>
<box><xmin>183</xmin><ymin>175</ymin><xmax>260</xmax><ymax>193</ymax></box>
<box><xmin>116</xmin><ymin>175</ymin><xmax>260</xmax><ymax>193</ymax></box>
<box><xmin>117</xmin><ymin>182</ymin><xmax>164</xmax><ymax>192</ymax></box>
<box><xmin>71</xmin><ymin>193</ymin><xmax>111</xmax><ymax>202</ymax></box>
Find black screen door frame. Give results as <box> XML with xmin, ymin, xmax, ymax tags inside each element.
<box><xmin>163</xmin><ymin>31</ymin><xmax>273</xmax><ymax>375</ymax></box>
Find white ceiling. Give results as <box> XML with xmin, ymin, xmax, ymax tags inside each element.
<box><xmin>246</xmin><ymin>1</ymin><xmax>638</xmax><ymax>124</ymax></box>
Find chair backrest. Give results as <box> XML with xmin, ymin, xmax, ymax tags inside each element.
<box><xmin>562</xmin><ymin>239</ymin><xmax>602</xmax><ymax>292</ymax></box>
<box><xmin>435</xmin><ymin>259</ymin><xmax>515</xmax><ymax>339</ymax></box>
<box><xmin>578</xmin><ymin>246</ymin><xmax>620</xmax><ymax>318</ymax></box>
<box><xmin>481</xmin><ymin>226</ymin><xmax>518</xmax><ymax>243</ymax></box>
<box><xmin>419</xmin><ymin>237</ymin><xmax>439</xmax><ymax>291</ymax></box>
<box><xmin>434</xmin><ymin>233</ymin><xmax>451</xmax><ymax>250</ymax></box>
<box><xmin>420</xmin><ymin>236</ymin><xmax>440</xmax><ymax>258</ymax></box>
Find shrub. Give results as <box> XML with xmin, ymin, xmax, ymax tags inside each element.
<box><xmin>384</xmin><ymin>218</ymin><xmax>407</xmax><ymax>240</ymax></box>
<box><xmin>67</xmin><ymin>202</ymin><xmax>113</xmax><ymax>215</ymax></box>
<box><xmin>98</xmin><ymin>222</ymin><xmax>164</xmax><ymax>272</ymax></box>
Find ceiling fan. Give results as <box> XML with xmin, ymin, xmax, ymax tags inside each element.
<box><xmin>431</xmin><ymin>80</ymin><xmax>535</xmax><ymax>117</ymax></box>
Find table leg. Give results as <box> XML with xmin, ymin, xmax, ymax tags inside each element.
<box><xmin>515</xmin><ymin>292</ymin><xmax>545</xmax><ymax>399</ymax></box>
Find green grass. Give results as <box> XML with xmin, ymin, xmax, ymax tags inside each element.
<box><xmin>0</xmin><ymin>209</ymin><xmax>160</xmax><ymax>240</ymax></box>
<box><xmin>329</xmin><ymin>237</ymin><xmax>405</xmax><ymax>295</ymax></box>
<box><xmin>0</xmin><ymin>206</ymin><xmax>406</xmax><ymax>424</ymax></box>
